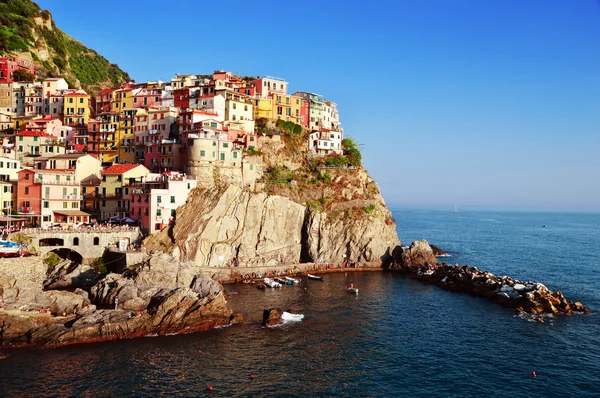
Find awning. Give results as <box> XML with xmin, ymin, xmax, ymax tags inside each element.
<box><xmin>53</xmin><ymin>210</ymin><xmax>91</xmax><ymax>217</ymax></box>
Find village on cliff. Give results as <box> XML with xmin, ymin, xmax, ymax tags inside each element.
<box><xmin>0</xmin><ymin>57</ymin><xmax>344</xmax><ymax>234</ymax></box>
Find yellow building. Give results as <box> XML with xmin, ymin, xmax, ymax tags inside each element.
<box><xmin>272</xmin><ymin>94</ymin><xmax>293</xmax><ymax>122</ymax></box>
<box><xmin>254</xmin><ymin>97</ymin><xmax>273</xmax><ymax>119</ymax></box>
<box><xmin>99</xmin><ymin>163</ymin><xmax>149</xmax><ymax>221</ymax></box>
<box><xmin>111</xmin><ymin>88</ymin><xmax>136</xmax><ymax>164</ymax></box>
<box><xmin>63</xmin><ymin>90</ymin><xmax>91</xmax><ymax>126</ymax></box>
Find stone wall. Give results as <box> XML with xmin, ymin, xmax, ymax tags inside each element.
<box><xmin>25</xmin><ymin>230</ymin><xmax>144</xmax><ymax>261</ymax></box>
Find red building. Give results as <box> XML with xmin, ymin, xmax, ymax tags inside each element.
<box><xmin>174</xmin><ymin>87</ymin><xmax>190</xmax><ymax>109</ymax></box>
<box><xmin>16</xmin><ymin>169</ymin><xmax>42</xmax><ymax>224</ymax></box>
<box><xmin>0</xmin><ymin>57</ymin><xmax>36</xmax><ymax>83</ymax></box>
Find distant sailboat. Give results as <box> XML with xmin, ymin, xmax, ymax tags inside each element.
<box><xmin>454</xmin><ymin>205</ymin><xmax>458</xmax><ymax>214</ymax></box>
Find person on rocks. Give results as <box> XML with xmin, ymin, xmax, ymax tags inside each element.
<box><xmin>114</xmin><ymin>296</ymin><xmax>119</xmax><ymax>310</ymax></box>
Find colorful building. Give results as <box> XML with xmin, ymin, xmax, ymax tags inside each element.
<box><xmin>129</xmin><ymin>172</ymin><xmax>197</xmax><ymax>233</ymax></box>
<box><xmin>17</xmin><ymin>168</ymin><xmax>86</xmax><ymax>227</ymax></box>
<box><xmin>0</xmin><ymin>57</ymin><xmax>35</xmax><ymax>83</ymax></box>
<box><xmin>97</xmin><ymin>164</ymin><xmax>149</xmax><ymax>221</ymax></box>
<box><xmin>63</xmin><ymin>90</ymin><xmax>91</xmax><ymax>126</ymax></box>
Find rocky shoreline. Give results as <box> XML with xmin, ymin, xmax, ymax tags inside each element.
<box><xmin>391</xmin><ymin>240</ymin><xmax>589</xmax><ymax>318</ymax></box>
<box><xmin>0</xmin><ymin>240</ymin><xmax>589</xmax><ymax>349</ymax></box>
<box><xmin>0</xmin><ymin>254</ymin><xmax>233</xmax><ymax>348</ymax></box>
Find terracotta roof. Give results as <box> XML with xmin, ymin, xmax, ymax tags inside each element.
<box><xmin>16</xmin><ymin>130</ymin><xmax>55</xmax><ymax>138</ymax></box>
<box><xmin>102</xmin><ymin>164</ymin><xmax>141</xmax><ymax>175</ymax></box>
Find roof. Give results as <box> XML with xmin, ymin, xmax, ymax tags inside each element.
<box><xmin>16</xmin><ymin>130</ymin><xmax>55</xmax><ymax>138</ymax></box>
<box><xmin>80</xmin><ymin>174</ymin><xmax>101</xmax><ymax>186</ymax></box>
<box><xmin>101</xmin><ymin>164</ymin><xmax>142</xmax><ymax>175</ymax></box>
<box><xmin>52</xmin><ymin>210</ymin><xmax>91</xmax><ymax>217</ymax></box>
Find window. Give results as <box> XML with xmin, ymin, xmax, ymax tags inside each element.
<box><xmin>63</xmin><ymin>202</ymin><xmax>68</xmax><ymax>208</ymax></box>
<box><xmin>43</xmin><ymin>201</ymin><xmax>49</xmax><ymax>208</ymax></box>
<box><xmin>222</xmin><ymin>143</ymin><xmax>229</xmax><ymax>148</ymax></box>
<box><xmin>24</xmin><ymin>187</ymin><xmax>28</xmax><ymax>194</ymax></box>
<box><xmin>156</xmin><ymin>208</ymin><xmax>162</xmax><ymax>216</ymax></box>
<box><xmin>220</xmin><ymin>153</ymin><xmax>225</xmax><ymax>161</ymax></box>
<box><xmin>72</xmin><ymin>202</ymin><xmax>78</xmax><ymax>208</ymax></box>
<box><xmin>171</xmin><ymin>209</ymin><xmax>176</xmax><ymax>217</ymax></box>
<box><xmin>200</xmin><ymin>150</ymin><xmax>205</xmax><ymax>157</ymax></box>
<box><xmin>19</xmin><ymin>136</ymin><xmax>23</xmax><ymax>141</ymax></box>
<box><xmin>157</xmin><ymin>196</ymin><xmax>161</xmax><ymax>203</ymax></box>
<box><xmin>93</xmin><ymin>237</ymin><xmax>100</xmax><ymax>245</ymax></box>
<box><xmin>170</xmin><ymin>196</ymin><xmax>175</xmax><ymax>203</ymax></box>
<box><xmin>73</xmin><ymin>237</ymin><xmax>79</xmax><ymax>246</ymax></box>
<box><xmin>233</xmin><ymin>152</ymin><xmax>238</xmax><ymax>159</ymax></box>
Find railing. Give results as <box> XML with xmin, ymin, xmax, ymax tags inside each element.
<box><xmin>83</xmin><ymin>192</ymin><xmax>121</xmax><ymax>198</ymax></box>
<box><xmin>34</xmin><ymin>179</ymin><xmax>78</xmax><ymax>186</ymax></box>
<box><xmin>21</xmin><ymin>225</ymin><xmax>141</xmax><ymax>234</ymax></box>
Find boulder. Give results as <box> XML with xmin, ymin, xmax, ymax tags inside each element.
<box><xmin>262</xmin><ymin>308</ymin><xmax>283</xmax><ymax>327</ymax></box>
<box><xmin>430</xmin><ymin>244</ymin><xmax>449</xmax><ymax>257</ymax></box>
<box><xmin>400</xmin><ymin>240</ymin><xmax>437</xmax><ymax>268</ymax></box>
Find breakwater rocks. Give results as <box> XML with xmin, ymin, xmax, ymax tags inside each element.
<box><xmin>391</xmin><ymin>240</ymin><xmax>588</xmax><ymax>316</ymax></box>
<box><xmin>0</xmin><ymin>254</ymin><xmax>232</xmax><ymax>348</ymax></box>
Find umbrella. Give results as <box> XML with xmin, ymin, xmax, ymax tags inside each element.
<box><xmin>110</xmin><ymin>216</ymin><xmax>121</xmax><ymax>222</ymax></box>
<box><xmin>123</xmin><ymin>217</ymin><xmax>136</xmax><ymax>223</ymax></box>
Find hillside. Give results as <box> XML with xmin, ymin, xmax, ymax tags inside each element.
<box><xmin>145</xmin><ymin>124</ymin><xmax>401</xmax><ymax>268</ymax></box>
<box><xmin>0</xmin><ymin>0</ymin><xmax>130</xmax><ymax>93</ymax></box>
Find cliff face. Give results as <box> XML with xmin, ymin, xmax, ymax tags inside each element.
<box><xmin>147</xmin><ymin>167</ymin><xmax>400</xmax><ymax>268</ymax></box>
<box><xmin>0</xmin><ymin>0</ymin><xmax>130</xmax><ymax>93</ymax></box>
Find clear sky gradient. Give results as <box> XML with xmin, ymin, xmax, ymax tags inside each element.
<box><xmin>35</xmin><ymin>0</ymin><xmax>600</xmax><ymax>210</ymax></box>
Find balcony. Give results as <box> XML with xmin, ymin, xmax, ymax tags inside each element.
<box><xmin>83</xmin><ymin>192</ymin><xmax>122</xmax><ymax>199</ymax></box>
<box><xmin>34</xmin><ymin>178</ymin><xmax>78</xmax><ymax>186</ymax></box>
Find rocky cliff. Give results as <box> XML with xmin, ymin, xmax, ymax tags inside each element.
<box><xmin>146</xmin><ymin>133</ymin><xmax>401</xmax><ymax>268</ymax></box>
<box><xmin>0</xmin><ymin>254</ymin><xmax>232</xmax><ymax>348</ymax></box>
<box><xmin>0</xmin><ymin>0</ymin><xmax>130</xmax><ymax>92</ymax></box>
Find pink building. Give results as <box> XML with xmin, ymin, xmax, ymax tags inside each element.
<box><xmin>0</xmin><ymin>57</ymin><xmax>35</xmax><ymax>83</ymax></box>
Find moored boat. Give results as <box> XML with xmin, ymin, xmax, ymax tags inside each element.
<box><xmin>274</xmin><ymin>277</ymin><xmax>292</xmax><ymax>285</ymax></box>
<box><xmin>256</xmin><ymin>283</ymin><xmax>266</xmax><ymax>290</ymax></box>
<box><xmin>264</xmin><ymin>278</ymin><xmax>282</xmax><ymax>288</ymax></box>
<box><xmin>307</xmin><ymin>274</ymin><xmax>323</xmax><ymax>281</ymax></box>
<box><xmin>347</xmin><ymin>287</ymin><xmax>359</xmax><ymax>295</ymax></box>
<box><xmin>0</xmin><ymin>241</ymin><xmax>26</xmax><ymax>258</ymax></box>
<box><xmin>285</xmin><ymin>276</ymin><xmax>300</xmax><ymax>284</ymax></box>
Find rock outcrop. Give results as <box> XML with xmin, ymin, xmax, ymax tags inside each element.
<box><xmin>392</xmin><ymin>240</ymin><xmax>588</xmax><ymax>316</ymax></box>
<box><xmin>146</xmin><ymin>183</ymin><xmax>400</xmax><ymax>268</ymax></box>
<box><xmin>0</xmin><ymin>254</ymin><xmax>232</xmax><ymax>348</ymax></box>
<box><xmin>262</xmin><ymin>308</ymin><xmax>283</xmax><ymax>327</ymax></box>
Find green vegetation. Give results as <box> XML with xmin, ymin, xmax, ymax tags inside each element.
<box><xmin>0</xmin><ymin>0</ymin><xmax>131</xmax><ymax>93</ymax></box>
<box><xmin>319</xmin><ymin>171</ymin><xmax>332</xmax><ymax>183</ymax></box>
<box><xmin>267</xmin><ymin>165</ymin><xmax>294</xmax><ymax>184</ymax></box>
<box><xmin>325</xmin><ymin>154</ymin><xmax>349</xmax><ymax>167</ymax></box>
<box><xmin>275</xmin><ymin>119</ymin><xmax>303</xmax><ymax>135</ymax></box>
<box><xmin>43</xmin><ymin>252</ymin><xmax>61</xmax><ymax>273</ymax></box>
<box><xmin>342</xmin><ymin>138</ymin><xmax>362</xmax><ymax>167</ymax></box>
<box><xmin>12</xmin><ymin>68</ymin><xmax>35</xmax><ymax>81</ymax></box>
<box><xmin>90</xmin><ymin>257</ymin><xmax>107</xmax><ymax>275</ymax></box>
<box><xmin>0</xmin><ymin>0</ymin><xmax>40</xmax><ymax>52</ymax></box>
<box><xmin>363</xmin><ymin>204</ymin><xmax>376</xmax><ymax>214</ymax></box>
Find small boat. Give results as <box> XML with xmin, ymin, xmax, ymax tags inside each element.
<box><xmin>307</xmin><ymin>274</ymin><xmax>323</xmax><ymax>281</ymax></box>
<box><xmin>256</xmin><ymin>283</ymin><xmax>266</xmax><ymax>290</ymax></box>
<box><xmin>0</xmin><ymin>241</ymin><xmax>26</xmax><ymax>258</ymax></box>
<box><xmin>274</xmin><ymin>277</ymin><xmax>292</xmax><ymax>285</ymax></box>
<box><xmin>281</xmin><ymin>311</ymin><xmax>305</xmax><ymax>322</ymax></box>
<box><xmin>264</xmin><ymin>278</ymin><xmax>282</xmax><ymax>289</ymax></box>
<box><xmin>285</xmin><ymin>276</ymin><xmax>300</xmax><ymax>284</ymax></box>
<box><xmin>347</xmin><ymin>287</ymin><xmax>359</xmax><ymax>295</ymax></box>
<box><xmin>242</xmin><ymin>280</ymin><xmax>255</xmax><ymax>284</ymax></box>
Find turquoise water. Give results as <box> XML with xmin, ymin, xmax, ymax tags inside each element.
<box><xmin>1</xmin><ymin>207</ymin><xmax>599</xmax><ymax>397</ymax></box>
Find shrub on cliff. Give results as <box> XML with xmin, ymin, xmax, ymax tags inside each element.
<box><xmin>342</xmin><ymin>138</ymin><xmax>362</xmax><ymax>167</ymax></box>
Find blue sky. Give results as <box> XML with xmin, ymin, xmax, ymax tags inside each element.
<box><xmin>35</xmin><ymin>0</ymin><xmax>600</xmax><ymax>209</ymax></box>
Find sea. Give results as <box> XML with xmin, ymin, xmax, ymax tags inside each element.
<box><xmin>1</xmin><ymin>207</ymin><xmax>599</xmax><ymax>397</ymax></box>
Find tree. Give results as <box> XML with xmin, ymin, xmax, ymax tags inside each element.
<box><xmin>342</xmin><ymin>138</ymin><xmax>362</xmax><ymax>167</ymax></box>
<box><xmin>13</xmin><ymin>69</ymin><xmax>35</xmax><ymax>82</ymax></box>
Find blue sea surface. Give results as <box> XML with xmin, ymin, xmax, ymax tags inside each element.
<box><xmin>1</xmin><ymin>207</ymin><xmax>599</xmax><ymax>397</ymax></box>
